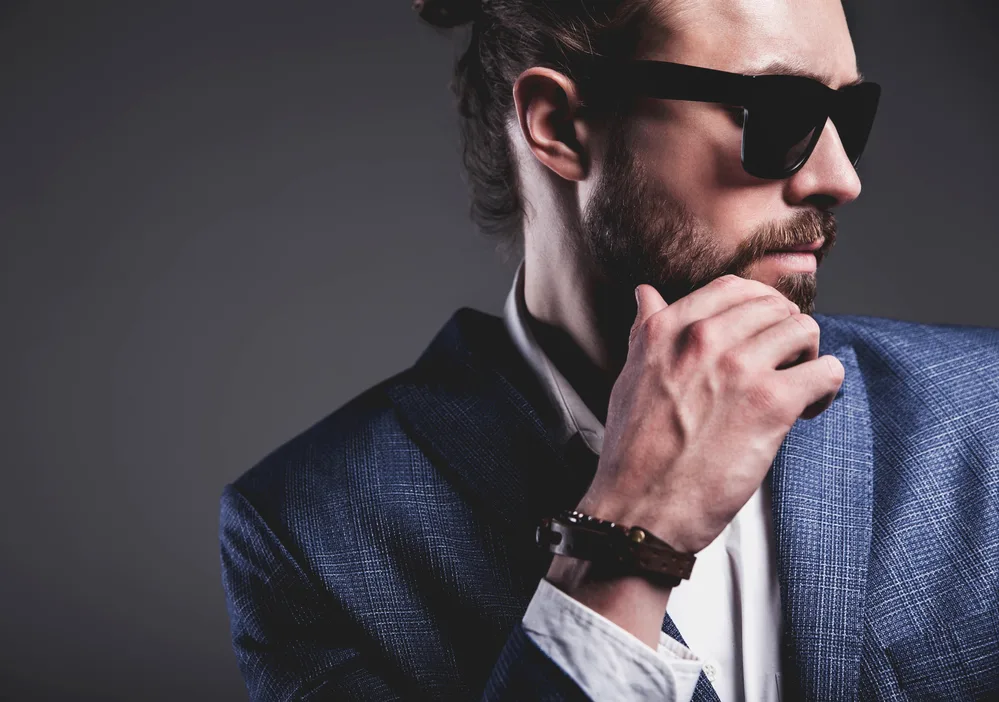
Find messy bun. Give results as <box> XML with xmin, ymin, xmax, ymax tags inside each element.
<box><xmin>413</xmin><ymin>0</ymin><xmax>480</xmax><ymax>28</ymax></box>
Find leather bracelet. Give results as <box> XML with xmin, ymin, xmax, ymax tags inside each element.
<box><xmin>536</xmin><ymin>510</ymin><xmax>696</xmax><ymax>587</ymax></box>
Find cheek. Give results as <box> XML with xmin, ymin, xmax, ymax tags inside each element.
<box><xmin>630</xmin><ymin>102</ymin><xmax>790</xmax><ymax>247</ymax></box>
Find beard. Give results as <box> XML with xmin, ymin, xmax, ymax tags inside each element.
<box><xmin>579</xmin><ymin>126</ymin><xmax>837</xmax><ymax>316</ymax></box>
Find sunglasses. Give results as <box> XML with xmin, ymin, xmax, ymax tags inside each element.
<box><xmin>577</xmin><ymin>58</ymin><xmax>881</xmax><ymax>180</ymax></box>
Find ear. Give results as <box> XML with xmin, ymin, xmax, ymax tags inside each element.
<box><xmin>512</xmin><ymin>67</ymin><xmax>590</xmax><ymax>182</ymax></box>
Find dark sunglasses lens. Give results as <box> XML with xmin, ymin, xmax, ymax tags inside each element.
<box><xmin>834</xmin><ymin>82</ymin><xmax>881</xmax><ymax>166</ymax></box>
<box><xmin>742</xmin><ymin>105</ymin><xmax>823</xmax><ymax>178</ymax></box>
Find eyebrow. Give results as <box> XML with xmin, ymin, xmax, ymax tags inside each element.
<box><xmin>749</xmin><ymin>59</ymin><xmax>866</xmax><ymax>88</ymax></box>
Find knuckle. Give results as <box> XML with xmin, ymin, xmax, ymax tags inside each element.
<box><xmin>714</xmin><ymin>274</ymin><xmax>742</xmax><ymax>289</ymax></box>
<box><xmin>683</xmin><ymin>318</ymin><xmax>717</xmax><ymax>353</ymax></box>
<box><xmin>718</xmin><ymin>349</ymin><xmax>750</xmax><ymax>378</ymax></box>
<box><xmin>791</xmin><ymin>312</ymin><xmax>820</xmax><ymax>339</ymax></box>
<box><xmin>630</xmin><ymin>311</ymin><xmax>669</xmax><ymax>352</ymax></box>
<box><xmin>741</xmin><ymin>277</ymin><xmax>777</xmax><ymax>295</ymax></box>
<box><xmin>716</xmin><ymin>274</ymin><xmax>765</xmax><ymax>297</ymax></box>
<box><xmin>760</xmin><ymin>294</ymin><xmax>789</xmax><ymax>312</ymax></box>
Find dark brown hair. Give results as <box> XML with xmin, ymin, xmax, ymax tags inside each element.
<box><xmin>414</xmin><ymin>0</ymin><xmax>657</xmax><ymax>259</ymax></box>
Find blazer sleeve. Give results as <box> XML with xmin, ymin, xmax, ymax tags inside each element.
<box><xmin>219</xmin><ymin>484</ymin><xmax>592</xmax><ymax>702</ymax></box>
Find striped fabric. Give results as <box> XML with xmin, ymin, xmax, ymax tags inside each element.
<box><xmin>220</xmin><ymin>307</ymin><xmax>999</xmax><ymax>701</ymax></box>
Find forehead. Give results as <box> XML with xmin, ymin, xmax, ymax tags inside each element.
<box><xmin>643</xmin><ymin>0</ymin><xmax>860</xmax><ymax>88</ymax></box>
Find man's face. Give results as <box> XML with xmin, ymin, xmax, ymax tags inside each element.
<box><xmin>579</xmin><ymin>0</ymin><xmax>863</xmax><ymax>313</ymax></box>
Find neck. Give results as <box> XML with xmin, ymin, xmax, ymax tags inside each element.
<box><xmin>522</xmin><ymin>246</ymin><xmax>636</xmax><ymax>426</ymax></box>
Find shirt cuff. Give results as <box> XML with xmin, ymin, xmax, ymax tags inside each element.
<box><xmin>521</xmin><ymin>578</ymin><xmax>703</xmax><ymax>702</ymax></box>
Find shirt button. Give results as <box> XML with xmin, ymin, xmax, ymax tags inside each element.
<box><xmin>703</xmin><ymin>662</ymin><xmax>719</xmax><ymax>682</ymax></box>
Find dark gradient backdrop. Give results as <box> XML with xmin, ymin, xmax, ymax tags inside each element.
<box><xmin>1</xmin><ymin>2</ymin><xmax>996</xmax><ymax>700</ymax></box>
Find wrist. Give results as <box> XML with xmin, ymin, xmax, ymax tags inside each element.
<box><xmin>573</xmin><ymin>493</ymin><xmax>695</xmax><ymax>555</ymax></box>
<box><xmin>545</xmin><ymin>555</ymin><xmax>672</xmax><ymax>649</ymax></box>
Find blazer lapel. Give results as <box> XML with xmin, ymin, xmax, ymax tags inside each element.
<box><xmin>770</xmin><ymin>318</ymin><xmax>875</xmax><ymax>701</ymax></box>
<box><xmin>387</xmin><ymin>309</ymin><xmax>596</xmax><ymax>542</ymax></box>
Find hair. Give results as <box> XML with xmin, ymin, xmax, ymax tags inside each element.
<box><xmin>414</xmin><ymin>0</ymin><xmax>659</xmax><ymax>260</ymax></box>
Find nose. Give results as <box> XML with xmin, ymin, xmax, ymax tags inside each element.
<box><xmin>784</xmin><ymin>118</ymin><xmax>862</xmax><ymax>208</ymax></box>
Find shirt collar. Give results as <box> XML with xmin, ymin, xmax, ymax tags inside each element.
<box><xmin>502</xmin><ymin>260</ymin><xmax>604</xmax><ymax>456</ymax></box>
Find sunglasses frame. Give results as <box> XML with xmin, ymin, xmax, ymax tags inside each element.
<box><xmin>575</xmin><ymin>57</ymin><xmax>881</xmax><ymax>180</ymax></box>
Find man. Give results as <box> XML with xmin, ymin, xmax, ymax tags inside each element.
<box><xmin>219</xmin><ymin>0</ymin><xmax>999</xmax><ymax>700</ymax></box>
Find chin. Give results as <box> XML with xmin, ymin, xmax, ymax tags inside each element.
<box><xmin>772</xmin><ymin>272</ymin><xmax>818</xmax><ymax>314</ymax></box>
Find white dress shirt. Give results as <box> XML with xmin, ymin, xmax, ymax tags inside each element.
<box><xmin>504</xmin><ymin>260</ymin><xmax>784</xmax><ymax>701</ymax></box>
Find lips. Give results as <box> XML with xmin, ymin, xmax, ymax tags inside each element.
<box><xmin>768</xmin><ymin>237</ymin><xmax>824</xmax><ymax>253</ymax></box>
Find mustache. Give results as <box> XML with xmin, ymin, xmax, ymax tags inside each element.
<box><xmin>725</xmin><ymin>209</ymin><xmax>838</xmax><ymax>276</ymax></box>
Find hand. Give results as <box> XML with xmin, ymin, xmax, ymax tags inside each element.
<box><xmin>546</xmin><ymin>275</ymin><xmax>844</xmax><ymax>649</ymax></box>
<box><xmin>575</xmin><ymin>274</ymin><xmax>844</xmax><ymax>554</ymax></box>
<box><xmin>544</xmin><ymin>275</ymin><xmax>844</xmax><ymax>648</ymax></box>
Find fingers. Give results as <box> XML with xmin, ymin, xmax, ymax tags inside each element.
<box><xmin>776</xmin><ymin>354</ymin><xmax>845</xmax><ymax>420</ymax></box>
<box><xmin>696</xmin><ymin>293</ymin><xmax>799</xmax><ymax>355</ymax></box>
<box><xmin>668</xmin><ymin>274</ymin><xmax>799</xmax><ymax>327</ymax></box>
<box><xmin>629</xmin><ymin>275</ymin><xmax>797</xmax><ymax>352</ymax></box>
<box><xmin>629</xmin><ymin>284</ymin><xmax>669</xmax><ymax>346</ymax></box>
<box><xmin>627</xmin><ymin>275</ymin><xmax>836</xmax><ymax>423</ymax></box>
<box><xmin>635</xmin><ymin>284</ymin><xmax>669</xmax><ymax>323</ymax></box>
<box><xmin>735</xmin><ymin>311</ymin><xmax>842</xmax><ymax>420</ymax></box>
<box><xmin>740</xmin><ymin>312</ymin><xmax>822</xmax><ymax>372</ymax></box>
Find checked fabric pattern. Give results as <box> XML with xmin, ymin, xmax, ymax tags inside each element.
<box><xmin>220</xmin><ymin>307</ymin><xmax>999</xmax><ymax>701</ymax></box>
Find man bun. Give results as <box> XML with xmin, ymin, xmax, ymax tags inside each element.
<box><xmin>412</xmin><ymin>0</ymin><xmax>480</xmax><ymax>28</ymax></box>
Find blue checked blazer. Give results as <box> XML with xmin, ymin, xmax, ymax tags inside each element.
<box><xmin>220</xmin><ymin>307</ymin><xmax>999</xmax><ymax>701</ymax></box>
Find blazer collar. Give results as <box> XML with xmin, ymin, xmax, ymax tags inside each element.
<box><xmin>386</xmin><ymin>308</ymin><xmax>598</xmax><ymax>534</ymax></box>
<box><xmin>389</xmin><ymin>307</ymin><xmax>875</xmax><ymax>701</ymax></box>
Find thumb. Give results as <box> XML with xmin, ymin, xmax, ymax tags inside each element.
<box><xmin>629</xmin><ymin>284</ymin><xmax>668</xmax><ymax>345</ymax></box>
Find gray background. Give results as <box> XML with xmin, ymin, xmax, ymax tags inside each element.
<box><xmin>1</xmin><ymin>1</ymin><xmax>995</xmax><ymax>700</ymax></box>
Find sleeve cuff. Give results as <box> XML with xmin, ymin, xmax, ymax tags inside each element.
<box><xmin>521</xmin><ymin>578</ymin><xmax>703</xmax><ymax>701</ymax></box>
